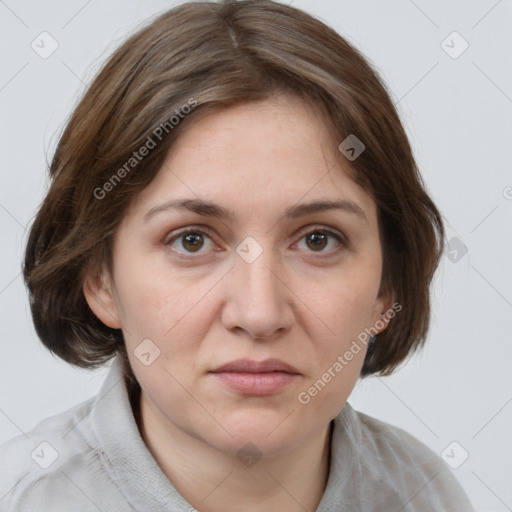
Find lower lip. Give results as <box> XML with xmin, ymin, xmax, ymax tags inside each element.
<box><xmin>211</xmin><ymin>371</ymin><xmax>299</xmax><ymax>395</ymax></box>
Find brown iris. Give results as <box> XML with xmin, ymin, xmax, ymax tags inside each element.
<box><xmin>305</xmin><ymin>232</ymin><xmax>328</xmax><ymax>251</ymax></box>
<box><xmin>182</xmin><ymin>232</ymin><xmax>204</xmax><ymax>252</ymax></box>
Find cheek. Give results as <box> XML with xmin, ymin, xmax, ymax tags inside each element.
<box><xmin>296</xmin><ymin>340</ymin><xmax>367</xmax><ymax>421</ymax></box>
<box><xmin>111</xmin><ymin>250</ymin><xmax>197</xmax><ymax>334</ymax></box>
<box><xmin>129</xmin><ymin>358</ymin><xmax>190</xmax><ymax>427</ymax></box>
<box><xmin>293</xmin><ymin>266</ymin><xmax>378</xmax><ymax>403</ymax></box>
<box><xmin>115</xmin><ymin>274</ymin><xmax>219</xmax><ymax>374</ymax></box>
<box><xmin>298</xmin><ymin>268</ymin><xmax>381</xmax><ymax>341</ymax></box>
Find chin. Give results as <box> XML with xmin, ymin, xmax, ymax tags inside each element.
<box><xmin>213</xmin><ymin>432</ymin><xmax>299</xmax><ymax>461</ymax></box>
<box><xmin>206</xmin><ymin>409</ymin><xmax>314</xmax><ymax>456</ymax></box>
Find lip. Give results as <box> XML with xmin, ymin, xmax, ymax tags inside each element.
<box><xmin>211</xmin><ymin>358</ymin><xmax>300</xmax><ymax>374</ymax></box>
<box><xmin>209</xmin><ymin>358</ymin><xmax>301</xmax><ymax>396</ymax></box>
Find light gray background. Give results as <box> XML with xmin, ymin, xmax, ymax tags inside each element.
<box><xmin>1</xmin><ymin>0</ymin><xmax>511</xmax><ymax>510</ymax></box>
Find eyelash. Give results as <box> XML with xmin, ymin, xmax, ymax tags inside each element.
<box><xmin>164</xmin><ymin>225</ymin><xmax>348</xmax><ymax>261</ymax></box>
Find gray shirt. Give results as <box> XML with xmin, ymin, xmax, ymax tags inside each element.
<box><xmin>0</xmin><ymin>356</ymin><xmax>475</xmax><ymax>511</ymax></box>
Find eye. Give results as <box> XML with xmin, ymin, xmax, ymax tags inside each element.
<box><xmin>164</xmin><ymin>225</ymin><xmax>348</xmax><ymax>260</ymax></box>
<box><xmin>295</xmin><ymin>228</ymin><xmax>347</xmax><ymax>254</ymax></box>
<box><xmin>165</xmin><ymin>228</ymin><xmax>217</xmax><ymax>257</ymax></box>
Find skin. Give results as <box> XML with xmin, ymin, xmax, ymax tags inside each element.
<box><xmin>84</xmin><ymin>93</ymin><xmax>393</xmax><ymax>512</ymax></box>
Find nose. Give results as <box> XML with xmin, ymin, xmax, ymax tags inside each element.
<box><xmin>220</xmin><ymin>245</ymin><xmax>295</xmax><ymax>340</ymax></box>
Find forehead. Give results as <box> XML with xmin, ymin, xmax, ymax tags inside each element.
<box><xmin>125</xmin><ymin>94</ymin><xmax>376</xmax><ymax>225</ymax></box>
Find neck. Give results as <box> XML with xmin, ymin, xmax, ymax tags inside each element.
<box><xmin>137</xmin><ymin>391</ymin><xmax>332</xmax><ymax>512</ymax></box>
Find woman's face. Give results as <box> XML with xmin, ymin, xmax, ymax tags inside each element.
<box><xmin>85</xmin><ymin>93</ymin><xmax>391</xmax><ymax>458</ymax></box>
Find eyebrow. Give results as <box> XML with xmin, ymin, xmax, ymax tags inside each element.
<box><xmin>143</xmin><ymin>198</ymin><xmax>367</xmax><ymax>223</ymax></box>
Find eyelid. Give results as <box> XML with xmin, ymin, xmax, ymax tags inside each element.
<box><xmin>295</xmin><ymin>224</ymin><xmax>348</xmax><ymax>244</ymax></box>
<box><xmin>164</xmin><ymin>225</ymin><xmax>217</xmax><ymax>244</ymax></box>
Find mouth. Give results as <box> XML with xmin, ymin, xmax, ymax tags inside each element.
<box><xmin>211</xmin><ymin>358</ymin><xmax>300</xmax><ymax>374</ymax></box>
<box><xmin>209</xmin><ymin>358</ymin><xmax>301</xmax><ymax>396</ymax></box>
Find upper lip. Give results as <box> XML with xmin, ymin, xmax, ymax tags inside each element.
<box><xmin>210</xmin><ymin>358</ymin><xmax>300</xmax><ymax>374</ymax></box>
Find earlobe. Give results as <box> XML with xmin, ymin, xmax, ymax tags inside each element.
<box><xmin>82</xmin><ymin>269</ymin><xmax>121</xmax><ymax>329</ymax></box>
<box><xmin>372</xmin><ymin>292</ymin><xmax>395</xmax><ymax>334</ymax></box>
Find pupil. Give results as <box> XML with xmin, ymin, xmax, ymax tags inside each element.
<box><xmin>183</xmin><ymin>233</ymin><xmax>203</xmax><ymax>252</ymax></box>
<box><xmin>307</xmin><ymin>232</ymin><xmax>327</xmax><ymax>251</ymax></box>
<box><xmin>180</xmin><ymin>232</ymin><xmax>327</xmax><ymax>253</ymax></box>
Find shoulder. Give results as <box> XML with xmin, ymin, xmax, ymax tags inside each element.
<box><xmin>344</xmin><ymin>404</ymin><xmax>440</xmax><ymax>464</ymax></box>
<box><xmin>0</xmin><ymin>397</ymin><xmax>120</xmax><ymax>512</ymax></box>
<box><xmin>336</xmin><ymin>403</ymin><xmax>475</xmax><ymax>511</ymax></box>
<box><xmin>0</xmin><ymin>396</ymin><xmax>95</xmax><ymax>478</ymax></box>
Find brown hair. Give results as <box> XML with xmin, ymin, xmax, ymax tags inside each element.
<box><xmin>23</xmin><ymin>0</ymin><xmax>444</xmax><ymax>394</ymax></box>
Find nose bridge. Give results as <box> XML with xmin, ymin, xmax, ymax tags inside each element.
<box><xmin>224</xmin><ymin>237</ymin><xmax>293</xmax><ymax>337</ymax></box>
<box><xmin>235</xmin><ymin>241</ymin><xmax>282</xmax><ymax>308</ymax></box>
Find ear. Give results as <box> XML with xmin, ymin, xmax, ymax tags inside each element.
<box><xmin>82</xmin><ymin>266</ymin><xmax>121</xmax><ymax>329</ymax></box>
<box><xmin>371</xmin><ymin>289</ymin><xmax>396</xmax><ymax>335</ymax></box>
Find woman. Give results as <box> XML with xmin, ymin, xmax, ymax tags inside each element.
<box><xmin>0</xmin><ymin>1</ymin><xmax>475</xmax><ymax>510</ymax></box>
